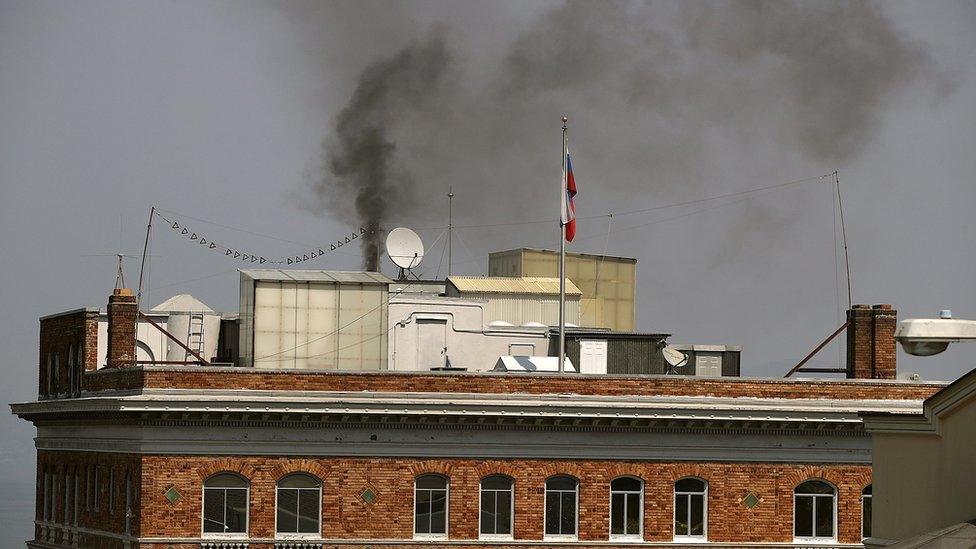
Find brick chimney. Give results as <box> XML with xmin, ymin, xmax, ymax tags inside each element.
<box><xmin>107</xmin><ymin>288</ymin><xmax>137</xmax><ymax>368</ymax></box>
<box><xmin>847</xmin><ymin>304</ymin><xmax>897</xmax><ymax>379</ymax></box>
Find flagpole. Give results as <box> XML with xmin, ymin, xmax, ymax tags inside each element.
<box><xmin>559</xmin><ymin>116</ymin><xmax>568</xmax><ymax>373</ymax></box>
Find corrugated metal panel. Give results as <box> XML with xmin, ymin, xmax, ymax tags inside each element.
<box><xmin>483</xmin><ymin>295</ymin><xmax>580</xmax><ymax>326</ymax></box>
<box><xmin>448</xmin><ymin>276</ymin><xmax>582</xmax><ymax>296</ymax></box>
<box><xmin>240</xmin><ymin>269</ymin><xmax>393</xmax><ymax>284</ymax></box>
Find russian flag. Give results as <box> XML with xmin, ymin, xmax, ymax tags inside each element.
<box><xmin>561</xmin><ymin>152</ymin><xmax>578</xmax><ymax>242</ymax></box>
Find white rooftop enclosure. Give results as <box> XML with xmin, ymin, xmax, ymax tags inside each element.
<box><xmin>239</xmin><ymin>270</ymin><xmax>392</xmax><ymax>370</ymax></box>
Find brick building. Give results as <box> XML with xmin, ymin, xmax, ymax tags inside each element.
<box><xmin>12</xmin><ymin>288</ymin><xmax>944</xmax><ymax>548</ymax></box>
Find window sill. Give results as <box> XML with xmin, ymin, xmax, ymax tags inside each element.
<box><xmin>414</xmin><ymin>534</ymin><xmax>448</xmax><ymax>540</ymax></box>
<box><xmin>479</xmin><ymin>534</ymin><xmax>515</xmax><ymax>541</ymax></box>
<box><xmin>544</xmin><ymin>535</ymin><xmax>579</xmax><ymax>542</ymax></box>
<box><xmin>610</xmin><ymin>535</ymin><xmax>644</xmax><ymax>542</ymax></box>
<box><xmin>794</xmin><ymin>537</ymin><xmax>838</xmax><ymax>544</ymax></box>
<box><xmin>674</xmin><ymin>536</ymin><xmax>708</xmax><ymax>543</ymax></box>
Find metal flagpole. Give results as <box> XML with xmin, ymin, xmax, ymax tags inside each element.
<box><xmin>558</xmin><ymin>116</ymin><xmax>568</xmax><ymax>373</ymax></box>
<box><xmin>448</xmin><ymin>187</ymin><xmax>454</xmax><ymax>277</ymax></box>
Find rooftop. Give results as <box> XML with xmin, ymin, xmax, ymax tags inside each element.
<box><xmin>448</xmin><ymin>276</ymin><xmax>583</xmax><ymax>296</ymax></box>
<box><xmin>240</xmin><ymin>269</ymin><xmax>393</xmax><ymax>284</ymax></box>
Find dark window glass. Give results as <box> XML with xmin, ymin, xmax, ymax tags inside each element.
<box><xmin>675</xmin><ymin>494</ymin><xmax>689</xmax><ymax>536</ymax></box>
<box><xmin>544</xmin><ymin>476</ymin><xmax>577</xmax><ymax>536</ymax></box>
<box><xmin>795</xmin><ymin>496</ymin><xmax>814</xmax><ymax>537</ymax></box>
<box><xmin>415</xmin><ymin>475</ymin><xmax>448</xmax><ymax>536</ymax></box>
<box><xmin>480</xmin><ymin>476</ymin><xmax>513</xmax><ymax>536</ymax></box>
<box><xmin>276</xmin><ymin>474</ymin><xmax>321</xmax><ymax>535</ymax></box>
<box><xmin>674</xmin><ymin>479</ymin><xmax>706</xmax><ymax>538</ymax></box>
<box><xmin>611</xmin><ymin>478</ymin><xmax>642</xmax><ymax>537</ymax></box>
<box><xmin>796</xmin><ymin>480</ymin><xmax>834</xmax><ymax>494</ymax></box>
<box><xmin>610</xmin><ymin>493</ymin><xmax>625</xmax><ymax>535</ymax></box>
<box><xmin>203</xmin><ymin>474</ymin><xmax>248</xmax><ymax>534</ymax></box>
<box><xmin>815</xmin><ymin>496</ymin><xmax>833</xmax><ymax>538</ymax></box>
<box><xmin>862</xmin><ymin>494</ymin><xmax>872</xmax><ymax>538</ymax></box>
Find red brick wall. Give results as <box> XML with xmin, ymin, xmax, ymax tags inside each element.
<box><xmin>38</xmin><ymin>309</ymin><xmax>98</xmax><ymax>398</ymax></box>
<box><xmin>121</xmin><ymin>368</ymin><xmax>941</xmax><ymax>401</ymax></box>
<box><xmin>848</xmin><ymin>304</ymin><xmax>897</xmax><ymax>379</ymax></box>
<box><xmin>106</xmin><ymin>288</ymin><xmax>137</xmax><ymax>369</ymax></box>
<box><xmin>137</xmin><ymin>455</ymin><xmax>871</xmax><ymax>546</ymax></box>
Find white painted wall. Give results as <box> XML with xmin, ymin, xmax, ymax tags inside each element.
<box><xmin>96</xmin><ymin>314</ymin><xmax>170</xmax><ymax>369</ymax></box>
<box><xmin>388</xmin><ymin>296</ymin><xmax>549</xmax><ymax>372</ymax></box>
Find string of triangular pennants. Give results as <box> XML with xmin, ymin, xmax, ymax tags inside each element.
<box><xmin>156</xmin><ymin>212</ymin><xmax>367</xmax><ymax>265</ymax></box>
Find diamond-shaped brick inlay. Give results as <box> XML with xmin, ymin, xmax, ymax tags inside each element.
<box><xmin>743</xmin><ymin>492</ymin><xmax>760</xmax><ymax>508</ymax></box>
<box><xmin>361</xmin><ymin>487</ymin><xmax>376</xmax><ymax>504</ymax></box>
<box><xmin>165</xmin><ymin>486</ymin><xmax>182</xmax><ymax>504</ymax></box>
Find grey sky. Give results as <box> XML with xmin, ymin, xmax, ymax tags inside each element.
<box><xmin>1</xmin><ymin>1</ymin><xmax>974</xmax><ymax>542</ymax></box>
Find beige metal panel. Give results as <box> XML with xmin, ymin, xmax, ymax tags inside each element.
<box><xmin>336</xmin><ymin>284</ymin><xmax>387</xmax><ymax>371</ymax></box>
<box><xmin>492</xmin><ymin>248</ymin><xmax>636</xmax><ymax>330</ymax></box>
<box><xmin>487</xmin><ymin>250</ymin><xmax>522</xmax><ymax>277</ymax></box>
<box><xmin>448</xmin><ymin>276</ymin><xmax>581</xmax><ymax>296</ymax></box>
<box><xmin>480</xmin><ymin>294</ymin><xmax>579</xmax><ymax>326</ymax></box>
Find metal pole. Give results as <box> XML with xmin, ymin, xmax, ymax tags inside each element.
<box><xmin>835</xmin><ymin>171</ymin><xmax>853</xmax><ymax>308</ymax></box>
<box><xmin>137</xmin><ymin>206</ymin><xmax>155</xmax><ymax>309</ymax></box>
<box><xmin>448</xmin><ymin>188</ymin><xmax>454</xmax><ymax>277</ymax></box>
<box><xmin>558</xmin><ymin>117</ymin><xmax>568</xmax><ymax>373</ymax></box>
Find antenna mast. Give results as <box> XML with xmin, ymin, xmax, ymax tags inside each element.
<box><xmin>447</xmin><ymin>188</ymin><xmax>454</xmax><ymax>277</ymax></box>
<box><xmin>137</xmin><ymin>206</ymin><xmax>155</xmax><ymax>309</ymax></box>
<box><xmin>835</xmin><ymin>171</ymin><xmax>852</xmax><ymax>308</ymax></box>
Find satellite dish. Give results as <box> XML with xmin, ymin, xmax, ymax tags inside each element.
<box><xmin>386</xmin><ymin>227</ymin><xmax>424</xmax><ymax>277</ymax></box>
<box><xmin>662</xmin><ymin>345</ymin><xmax>688</xmax><ymax>374</ymax></box>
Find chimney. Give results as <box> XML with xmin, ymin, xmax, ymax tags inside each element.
<box><xmin>847</xmin><ymin>304</ymin><xmax>897</xmax><ymax>379</ymax></box>
<box><xmin>107</xmin><ymin>288</ymin><xmax>137</xmax><ymax>368</ymax></box>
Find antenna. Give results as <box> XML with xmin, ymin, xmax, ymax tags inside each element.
<box><xmin>447</xmin><ymin>187</ymin><xmax>454</xmax><ymax>277</ymax></box>
<box><xmin>385</xmin><ymin>227</ymin><xmax>425</xmax><ymax>280</ymax></box>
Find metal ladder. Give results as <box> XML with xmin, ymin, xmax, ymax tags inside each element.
<box><xmin>186</xmin><ymin>313</ymin><xmax>205</xmax><ymax>361</ymax></box>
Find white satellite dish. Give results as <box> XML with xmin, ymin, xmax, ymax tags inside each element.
<box><xmin>386</xmin><ymin>227</ymin><xmax>424</xmax><ymax>278</ymax></box>
<box><xmin>662</xmin><ymin>345</ymin><xmax>688</xmax><ymax>374</ymax></box>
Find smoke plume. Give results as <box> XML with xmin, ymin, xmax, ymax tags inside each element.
<box><xmin>303</xmin><ymin>0</ymin><xmax>942</xmax><ymax>270</ymax></box>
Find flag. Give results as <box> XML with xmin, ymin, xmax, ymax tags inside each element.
<box><xmin>561</xmin><ymin>151</ymin><xmax>578</xmax><ymax>242</ymax></box>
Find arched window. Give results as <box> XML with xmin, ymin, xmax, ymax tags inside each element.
<box><xmin>414</xmin><ymin>474</ymin><xmax>448</xmax><ymax>538</ymax></box>
<box><xmin>794</xmin><ymin>480</ymin><xmax>836</xmax><ymax>541</ymax></box>
<box><xmin>674</xmin><ymin>477</ymin><xmax>707</xmax><ymax>540</ymax></box>
<box><xmin>862</xmin><ymin>484</ymin><xmax>873</xmax><ymax>539</ymax></box>
<box><xmin>544</xmin><ymin>475</ymin><xmax>578</xmax><ymax>540</ymax></box>
<box><xmin>202</xmin><ymin>473</ymin><xmax>249</xmax><ymax>536</ymax></box>
<box><xmin>611</xmin><ymin>477</ymin><xmax>643</xmax><ymax>539</ymax></box>
<box><xmin>479</xmin><ymin>475</ymin><xmax>513</xmax><ymax>539</ymax></box>
<box><xmin>276</xmin><ymin>473</ymin><xmax>322</xmax><ymax>537</ymax></box>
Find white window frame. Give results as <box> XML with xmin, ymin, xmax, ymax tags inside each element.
<box><xmin>543</xmin><ymin>476</ymin><xmax>579</xmax><ymax>542</ymax></box>
<box><xmin>413</xmin><ymin>474</ymin><xmax>449</xmax><ymax>540</ymax></box>
<box><xmin>478</xmin><ymin>475</ymin><xmax>514</xmax><ymax>541</ymax></box>
<box><xmin>274</xmin><ymin>473</ymin><xmax>323</xmax><ymax>540</ymax></box>
<box><xmin>674</xmin><ymin>477</ymin><xmax>708</xmax><ymax>542</ymax></box>
<box><xmin>793</xmin><ymin>480</ymin><xmax>837</xmax><ymax>544</ymax></box>
<box><xmin>609</xmin><ymin>476</ymin><xmax>643</xmax><ymax>541</ymax></box>
<box><xmin>861</xmin><ymin>485</ymin><xmax>872</xmax><ymax>540</ymax></box>
<box><xmin>201</xmin><ymin>473</ymin><xmax>250</xmax><ymax>539</ymax></box>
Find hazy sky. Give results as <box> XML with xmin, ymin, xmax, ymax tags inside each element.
<box><xmin>1</xmin><ymin>0</ymin><xmax>974</xmax><ymax>541</ymax></box>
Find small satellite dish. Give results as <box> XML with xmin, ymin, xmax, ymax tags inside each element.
<box><xmin>386</xmin><ymin>227</ymin><xmax>424</xmax><ymax>278</ymax></box>
<box><xmin>662</xmin><ymin>345</ymin><xmax>688</xmax><ymax>374</ymax></box>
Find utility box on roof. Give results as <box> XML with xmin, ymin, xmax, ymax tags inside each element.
<box><xmin>488</xmin><ymin>248</ymin><xmax>636</xmax><ymax>331</ymax></box>
<box><xmin>239</xmin><ymin>270</ymin><xmax>392</xmax><ymax>370</ymax></box>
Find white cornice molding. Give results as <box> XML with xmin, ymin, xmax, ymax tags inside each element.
<box><xmin>862</xmin><ymin>367</ymin><xmax>976</xmax><ymax>435</ymax></box>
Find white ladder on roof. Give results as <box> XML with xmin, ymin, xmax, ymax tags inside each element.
<box><xmin>186</xmin><ymin>313</ymin><xmax>205</xmax><ymax>361</ymax></box>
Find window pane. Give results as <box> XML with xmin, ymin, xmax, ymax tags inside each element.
<box><xmin>612</xmin><ymin>477</ymin><xmax>641</xmax><ymax>492</ymax></box>
<box><xmin>496</xmin><ymin>491</ymin><xmax>512</xmax><ymax>535</ymax></box>
<box><xmin>207</xmin><ymin>473</ymin><xmax>247</xmax><ymax>488</ymax></box>
<box><xmin>429</xmin><ymin>490</ymin><xmax>447</xmax><ymax>534</ymax></box>
<box><xmin>545</xmin><ymin>491</ymin><xmax>560</xmax><ymax>535</ymax></box>
<box><xmin>795</xmin><ymin>496</ymin><xmax>813</xmax><ymax>537</ymax></box>
<box><xmin>675</xmin><ymin>478</ymin><xmax>705</xmax><ymax>493</ymax></box>
<box><xmin>796</xmin><ymin>480</ymin><xmax>833</xmax><ymax>495</ymax></box>
<box><xmin>690</xmin><ymin>494</ymin><xmax>704</xmax><ymax>536</ymax></box>
<box><xmin>415</xmin><ymin>490</ymin><xmax>431</xmax><ymax>533</ymax></box>
<box><xmin>482</xmin><ymin>476</ymin><xmax>512</xmax><ymax>490</ymax></box>
<box><xmin>675</xmin><ymin>494</ymin><xmax>689</xmax><ymax>536</ymax></box>
<box><xmin>546</xmin><ymin>476</ymin><xmax>576</xmax><ymax>491</ymax></box>
<box><xmin>277</xmin><ymin>488</ymin><xmax>298</xmax><ymax>533</ymax></box>
<box><xmin>225</xmin><ymin>488</ymin><xmax>248</xmax><ymax>533</ymax></box>
<box><xmin>298</xmin><ymin>489</ymin><xmax>320</xmax><ymax>533</ymax></box>
<box><xmin>626</xmin><ymin>492</ymin><xmax>641</xmax><ymax>535</ymax></box>
<box><xmin>815</xmin><ymin>496</ymin><xmax>834</xmax><ymax>538</ymax></box>
<box><xmin>561</xmin><ymin>491</ymin><xmax>576</xmax><ymax>535</ymax></box>
<box><xmin>417</xmin><ymin>475</ymin><xmax>447</xmax><ymax>489</ymax></box>
<box><xmin>863</xmin><ymin>496</ymin><xmax>872</xmax><ymax>538</ymax></box>
<box><xmin>203</xmin><ymin>489</ymin><xmax>225</xmax><ymax>532</ymax></box>
<box><xmin>611</xmin><ymin>492</ymin><xmax>625</xmax><ymax>535</ymax></box>
<box><xmin>279</xmin><ymin>473</ymin><xmax>319</xmax><ymax>489</ymax></box>
<box><xmin>481</xmin><ymin>491</ymin><xmax>496</xmax><ymax>534</ymax></box>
